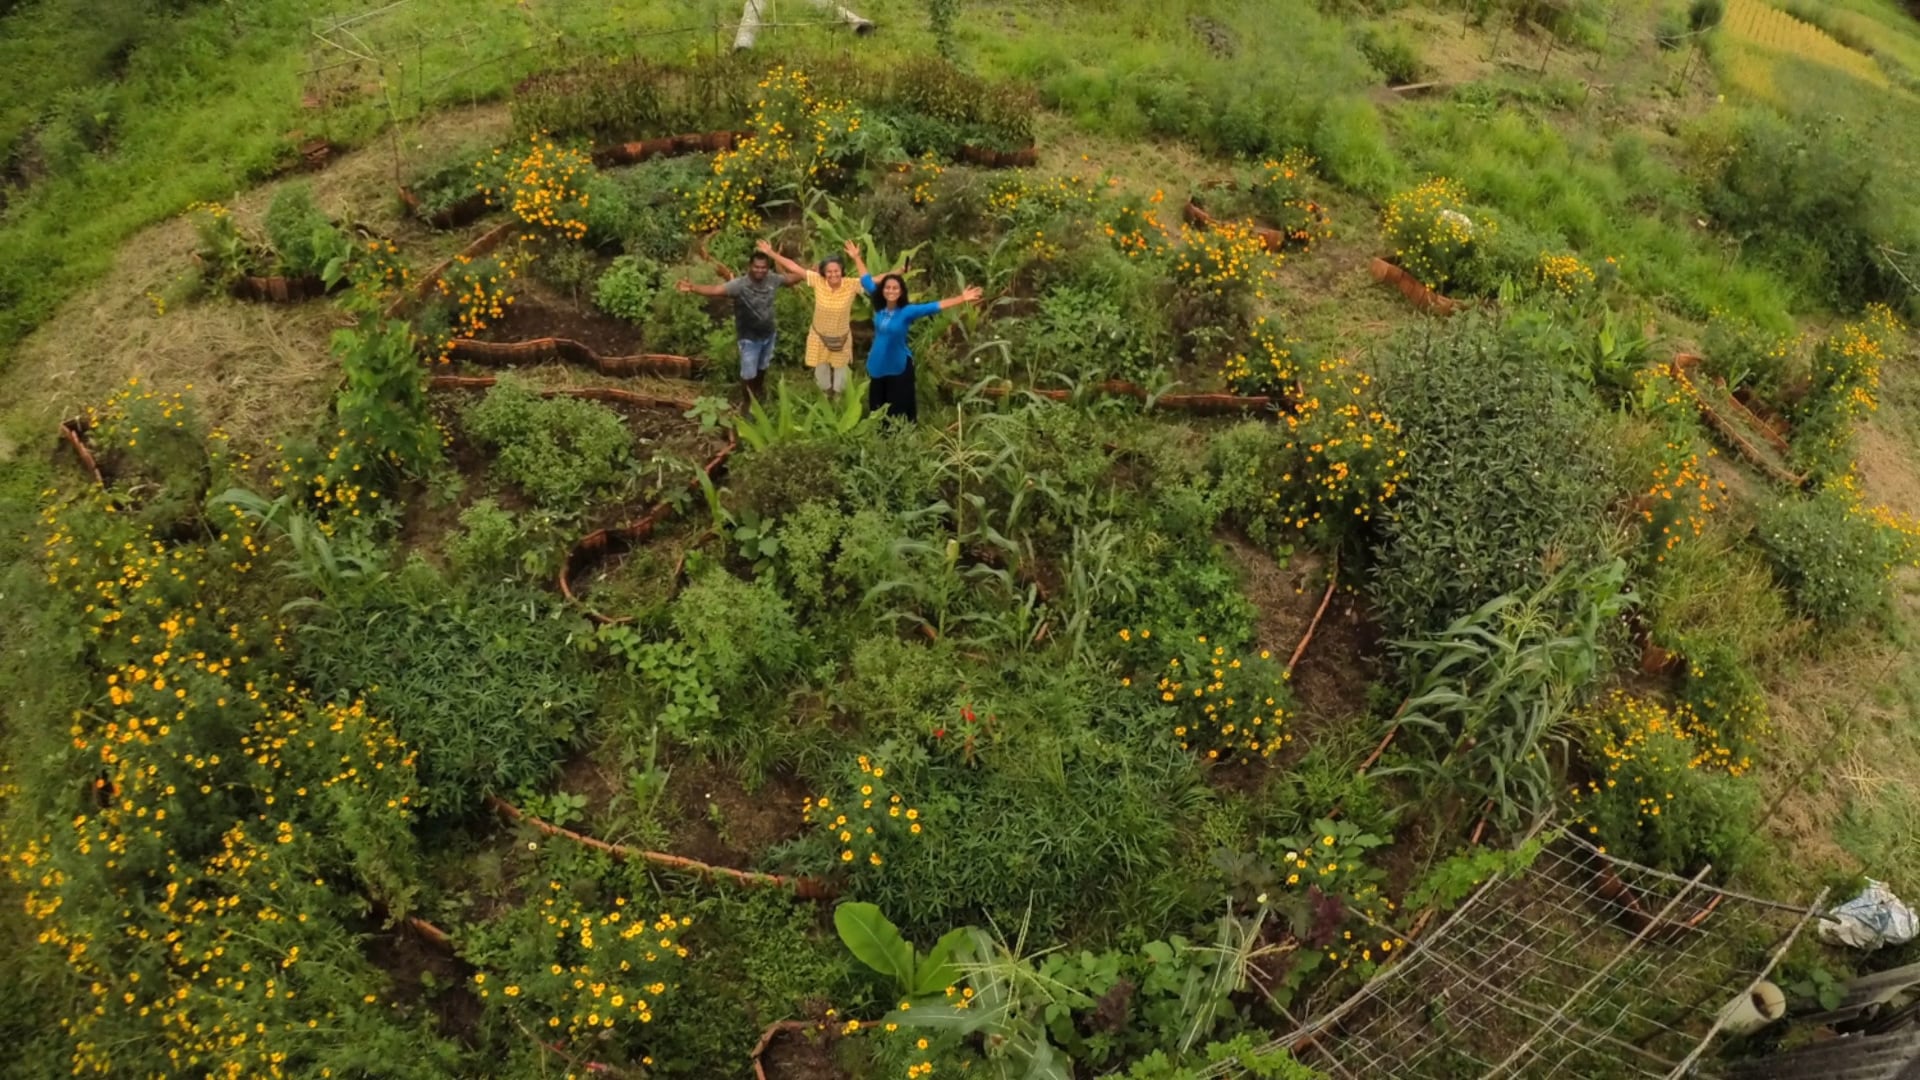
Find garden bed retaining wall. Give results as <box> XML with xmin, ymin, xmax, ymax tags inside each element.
<box><xmin>444</xmin><ymin>337</ymin><xmax>709</xmax><ymax>379</ymax></box>
<box><xmin>1671</xmin><ymin>354</ymin><xmax>1806</xmax><ymax>487</ymax></box>
<box><xmin>1369</xmin><ymin>257</ymin><xmax>1459</xmax><ymax>316</ymax></box>
<box><xmin>1182</xmin><ymin>193</ymin><xmax>1292</xmax><ymax>254</ymax></box>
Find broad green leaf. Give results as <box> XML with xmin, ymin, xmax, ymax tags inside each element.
<box><xmin>911</xmin><ymin>927</ymin><xmax>972</xmax><ymax>997</ymax></box>
<box><xmin>883</xmin><ymin>1002</ymin><xmax>987</xmax><ymax>1034</ymax></box>
<box><xmin>834</xmin><ymin>902</ymin><xmax>913</xmax><ymax>986</ymax></box>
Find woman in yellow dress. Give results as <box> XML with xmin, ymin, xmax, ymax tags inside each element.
<box><xmin>754</xmin><ymin>239</ymin><xmax>865</xmax><ymax>402</ymax></box>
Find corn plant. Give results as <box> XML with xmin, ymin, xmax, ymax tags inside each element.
<box><xmin>1380</xmin><ymin>559</ymin><xmax>1631</xmax><ymax>832</ymax></box>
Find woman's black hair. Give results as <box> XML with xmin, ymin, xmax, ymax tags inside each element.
<box><xmin>876</xmin><ymin>273</ymin><xmax>910</xmax><ymax>309</ymax></box>
<box><xmin>816</xmin><ymin>255</ymin><xmax>845</xmax><ymax>275</ymax></box>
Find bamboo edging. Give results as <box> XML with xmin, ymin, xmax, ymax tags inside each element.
<box><xmin>57</xmin><ymin>418</ymin><xmax>105</xmax><ymax>487</ymax></box>
<box><xmin>1284</xmin><ymin>570</ymin><xmax>1339</xmax><ymax>677</ymax></box>
<box><xmin>444</xmin><ymin>336</ymin><xmax>708</xmax><ymax>379</ymax></box>
<box><xmin>1671</xmin><ymin>354</ymin><xmax>1806</xmax><ymax>487</ymax></box>
<box><xmin>488</xmin><ymin>795</ymin><xmax>837</xmax><ymax>899</ymax></box>
<box><xmin>1369</xmin><ymin>257</ymin><xmax>1460</xmax><ymax>316</ymax></box>
<box><xmin>1182</xmin><ymin>194</ymin><xmax>1294</xmax><ymax>255</ymax></box>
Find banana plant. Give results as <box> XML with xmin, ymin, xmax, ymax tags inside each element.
<box><xmin>802</xmin><ymin>189</ymin><xmax>925</xmax><ymax>283</ymax></box>
<box><xmin>876</xmin><ymin>913</ymin><xmax>1082</xmax><ymax>1080</ymax></box>
<box><xmin>733</xmin><ymin>376</ymin><xmax>880</xmax><ymax>452</ymax></box>
<box><xmin>834</xmin><ymin>902</ymin><xmax>973</xmax><ymax>1005</ymax></box>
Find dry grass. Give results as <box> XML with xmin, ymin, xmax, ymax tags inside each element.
<box><xmin>1</xmin><ymin>103</ymin><xmax>512</xmax><ymax>448</ymax></box>
<box><xmin>1739</xmin><ymin>393</ymin><xmax>1920</xmax><ymax>896</ymax></box>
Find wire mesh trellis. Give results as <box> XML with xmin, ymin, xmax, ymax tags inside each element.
<box><xmin>1246</xmin><ymin>826</ymin><xmax>1826</xmax><ymax>1080</ymax></box>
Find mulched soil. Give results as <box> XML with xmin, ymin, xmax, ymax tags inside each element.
<box><xmin>485</xmin><ymin>281</ymin><xmax>645</xmax><ymax>358</ymax></box>
<box><xmin>761</xmin><ymin>1025</ymin><xmax>849</xmax><ymax>1080</ymax></box>
<box><xmin>400</xmin><ymin>380</ymin><xmax>723</xmax><ymax>561</ymax></box>
<box><xmin>364</xmin><ymin>928</ymin><xmax>483</xmax><ymax>1045</ymax></box>
<box><xmin>662</xmin><ymin>758</ymin><xmax>810</xmax><ymax>871</ymax></box>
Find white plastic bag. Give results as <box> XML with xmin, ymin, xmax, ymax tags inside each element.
<box><xmin>1817</xmin><ymin>879</ymin><xmax>1919</xmax><ymax>949</ymax></box>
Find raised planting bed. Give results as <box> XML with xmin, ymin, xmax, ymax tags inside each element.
<box><xmin>950</xmin><ymin>377</ymin><xmax>1284</xmax><ymax>415</ymax></box>
<box><xmin>1671</xmin><ymin>355</ymin><xmax>1805</xmax><ymax>487</ymax></box>
<box><xmin>956</xmin><ymin>142</ymin><xmax>1039</xmax><ymax>168</ymax></box>
<box><xmin>1183</xmin><ymin>181</ymin><xmax>1328</xmax><ymax>254</ymax></box>
<box><xmin>447</xmin><ymin>337</ymin><xmax>707</xmax><ymax>380</ymax></box>
<box><xmin>398</xmin><ymin>184</ymin><xmax>491</xmax><ymax>231</ymax></box>
<box><xmin>1369</xmin><ymin>257</ymin><xmax>1459</xmax><ymax>316</ymax></box>
<box><xmin>558</xmin><ymin>435</ymin><xmax>735</xmax><ymax>620</ymax></box>
<box><xmin>592</xmin><ymin>129</ymin><xmax>740</xmax><ymax>167</ymax></box>
<box><xmin>415</xmin><ymin>375</ymin><xmax>729</xmax><ymax>589</ymax></box>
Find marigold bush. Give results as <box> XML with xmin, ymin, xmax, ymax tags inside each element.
<box><xmin>1568</xmin><ymin>691</ymin><xmax>1760</xmax><ymax>873</ymax></box>
<box><xmin>432</xmin><ymin>249</ymin><xmax>527</xmax><ymax>350</ymax></box>
<box><xmin>1536</xmin><ymin>250</ymin><xmax>1597</xmax><ymax>298</ymax></box>
<box><xmin>1248</xmin><ymin>149</ymin><xmax>1332</xmax><ymax>252</ymax></box>
<box><xmin>1123</xmin><ymin>629</ymin><xmax>1294</xmax><ymax>764</ymax></box>
<box><xmin>7</xmin><ymin>398</ymin><xmax>435</xmax><ymax>1078</ymax></box>
<box><xmin>1221</xmin><ymin>316</ymin><xmax>1298</xmax><ymax>398</ymax></box>
<box><xmin>1640</xmin><ymin>444</ymin><xmax>1724</xmax><ymax>562</ymax></box>
<box><xmin>484</xmin><ymin>134</ymin><xmax>592</xmax><ymax>243</ymax></box>
<box><xmin>1275</xmin><ymin>356</ymin><xmax>1407</xmax><ymax>549</ymax></box>
<box><xmin>463</xmin><ymin>883</ymin><xmax>686</xmax><ymax>1046</ymax></box>
<box><xmin>799</xmin><ymin>752</ymin><xmax>926</xmax><ymax>879</ymax></box>
<box><xmin>1380</xmin><ymin>177</ymin><xmax>1487</xmax><ymax>292</ymax></box>
<box><xmin>689</xmin><ymin>66</ymin><xmax>872</xmax><ymax>231</ymax></box>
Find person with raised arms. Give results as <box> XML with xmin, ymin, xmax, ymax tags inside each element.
<box><xmin>674</xmin><ymin>249</ymin><xmax>803</xmax><ymax>403</ymax></box>
<box><xmin>753</xmin><ymin>239</ymin><xmax>869</xmax><ymax>403</ymax></box>
<box><xmin>857</xmin><ymin>267</ymin><xmax>983</xmax><ymax>424</ymax></box>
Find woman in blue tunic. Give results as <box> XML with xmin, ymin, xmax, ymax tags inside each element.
<box><xmin>858</xmin><ymin>272</ymin><xmax>982</xmax><ymax>423</ymax></box>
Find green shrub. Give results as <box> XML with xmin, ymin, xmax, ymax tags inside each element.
<box><xmin>406</xmin><ymin>143</ymin><xmax>509</xmax><ymax>217</ymax></box>
<box><xmin>334</xmin><ymin>318</ymin><xmax>441</xmax><ymax>480</ymax></box>
<box><xmin>1674</xmin><ymin>637</ymin><xmax>1769</xmax><ymax>773</ymax></box>
<box><xmin>297</xmin><ymin>570</ymin><xmax>595</xmax><ymax>813</ymax></box>
<box><xmin>463</xmin><ymin>374</ymin><xmax>632</xmax><ymax>511</ymax></box>
<box><xmin>1309</xmin><ymin>96</ymin><xmax>1400</xmax><ymax>197</ymax></box>
<box><xmin>1701</xmin><ymin>313</ymin><xmax>1798</xmax><ymax>398</ymax></box>
<box><xmin>1356</xmin><ymin>24</ymin><xmax>1423</xmax><ymax>85</ymax></box>
<box><xmin>1018</xmin><ymin>282</ymin><xmax>1170</xmax><ymax>384</ymax></box>
<box><xmin>728</xmin><ymin>438</ymin><xmax>846</xmax><ymax>518</ymax></box>
<box><xmin>1569</xmin><ymin>691</ymin><xmax>1761</xmax><ymax>874</ymax></box>
<box><xmin>646</xmin><ymin>278</ymin><xmax>718</xmax><ymax>356</ymax></box>
<box><xmin>668</xmin><ymin>565</ymin><xmax>806</xmax><ymax>707</ymax></box>
<box><xmin>530</xmin><ymin>242</ymin><xmax>598</xmax><ymax>305</ymax></box>
<box><xmin>1370</xmin><ymin>318</ymin><xmax>1614</xmax><ymax>635</ymax></box>
<box><xmin>263</xmin><ymin>184</ymin><xmax>350</xmax><ymax>279</ymax></box>
<box><xmin>1756</xmin><ymin>489</ymin><xmax>1903</xmax><ymax>627</ymax></box>
<box><xmin>1205</xmin><ymin>420</ymin><xmax>1291</xmax><ymax>548</ymax></box>
<box><xmin>582</xmin><ymin>159</ymin><xmax>704</xmax><ymax>260</ymax></box>
<box><xmin>446</xmin><ymin>498</ymin><xmax>540</xmax><ymax>583</ymax></box>
<box><xmin>594</xmin><ymin>254</ymin><xmax>661</xmax><ymax>323</ymax></box>
<box><xmin>1693</xmin><ymin>109</ymin><xmax>1909</xmax><ymax>309</ymax></box>
<box><xmin>1688</xmin><ymin>0</ymin><xmax>1724</xmax><ymax>31</ymax></box>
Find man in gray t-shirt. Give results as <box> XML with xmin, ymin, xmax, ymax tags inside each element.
<box><xmin>676</xmin><ymin>251</ymin><xmax>803</xmax><ymax>402</ymax></box>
